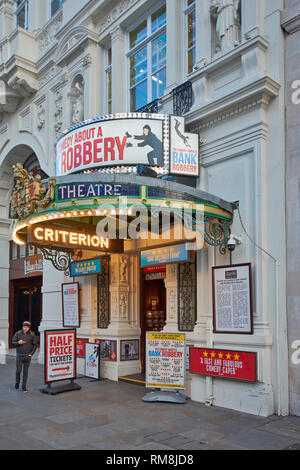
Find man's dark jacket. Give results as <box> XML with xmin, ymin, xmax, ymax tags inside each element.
<box><xmin>12</xmin><ymin>330</ymin><xmax>38</xmax><ymax>356</ymax></box>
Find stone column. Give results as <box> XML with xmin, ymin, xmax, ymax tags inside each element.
<box><xmin>163</xmin><ymin>263</ymin><xmax>179</xmax><ymax>333</ymax></box>
<box><xmin>0</xmin><ymin>0</ymin><xmax>15</xmax><ymax>39</ymax></box>
<box><xmin>242</xmin><ymin>0</ymin><xmax>265</xmax><ymax>41</ymax></box>
<box><xmin>108</xmin><ymin>254</ymin><xmax>132</xmax><ymax>335</ymax></box>
<box><xmin>111</xmin><ymin>26</ymin><xmax>126</xmax><ymax>113</ymax></box>
<box><xmin>0</xmin><ymin>219</ymin><xmax>10</xmax><ymax>351</ymax></box>
<box><xmin>165</xmin><ymin>0</ymin><xmax>183</xmax><ymax>94</ymax></box>
<box><xmin>195</xmin><ymin>0</ymin><xmax>212</xmax><ymax>68</ymax></box>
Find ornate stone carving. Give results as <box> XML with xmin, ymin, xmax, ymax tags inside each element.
<box><xmin>210</xmin><ymin>0</ymin><xmax>241</xmax><ymax>53</ymax></box>
<box><xmin>70</xmin><ymin>76</ymin><xmax>84</xmax><ymax>125</ymax></box>
<box><xmin>178</xmin><ymin>262</ymin><xmax>196</xmax><ymax>331</ymax></box>
<box><xmin>37</xmin><ymin>102</ymin><xmax>45</xmax><ymax>130</ymax></box>
<box><xmin>167</xmin><ymin>289</ymin><xmax>177</xmax><ymax>320</ymax></box>
<box><xmin>82</xmin><ymin>54</ymin><xmax>92</xmax><ymax>69</ymax></box>
<box><xmin>119</xmin><ymin>293</ymin><xmax>129</xmax><ymax>320</ymax></box>
<box><xmin>97</xmin><ymin>0</ymin><xmax>137</xmax><ymax>34</ymax></box>
<box><xmin>97</xmin><ymin>257</ymin><xmax>110</xmax><ymax>328</ymax></box>
<box><xmin>10</xmin><ymin>163</ymin><xmax>55</xmax><ymax>219</ymax></box>
<box><xmin>38</xmin><ymin>10</ymin><xmax>63</xmax><ymax>53</ymax></box>
<box><xmin>54</xmin><ymin>90</ymin><xmax>63</xmax><ymax>138</ymax></box>
<box><xmin>120</xmin><ymin>255</ymin><xmax>129</xmax><ymax>282</ymax></box>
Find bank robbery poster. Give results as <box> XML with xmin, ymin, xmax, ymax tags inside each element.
<box><xmin>45</xmin><ymin>329</ymin><xmax>76</xmax><ymax>383</ymax></box>
<box><xmin>145</xmin><ymin>332</ymin><xmax>186</xmax><ymax>390</ymax></box>
<box><xmin>170</xmin><ymin>116</ymin><xmax>199</xmax><ymax>176</ymax></box>
<box><xmin>56</xmin><ymin>118</ymin><xmax>164</xmax><ymax>176</ymax></box>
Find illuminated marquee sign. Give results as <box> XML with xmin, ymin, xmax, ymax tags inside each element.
<box><xmin>55</xmin><ymin>115</ymin><xmax>199</xmax><ymax>178</ymax></box>
<box><xmin>56</xmin><ymin>183</ymin><xmax>141</xmax><ymax>201</ymax></box>
<box><xmin>56</xmin><ymin>117</ymin><xmax>166</xmax><ymax>177</ymax></box>
<box><xmin>28</xmin><ymin>225</ymin><xmax>111</xmax><ymax>252</ymax></box>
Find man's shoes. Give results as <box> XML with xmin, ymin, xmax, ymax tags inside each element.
<box><xmin>15</xmin><ymin>383</ymin><xmax>19</xmax><ymax>390</ymax></box>
<box><xmin>22</xmin><ymin>388</ymin><xmax>28</xmax><ymax>393</ymax></box>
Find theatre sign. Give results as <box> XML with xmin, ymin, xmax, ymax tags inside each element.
<box><xmin>56</xmin><ymin>113</ymin><xmax>199</xmax><ymax>177</ymax></box>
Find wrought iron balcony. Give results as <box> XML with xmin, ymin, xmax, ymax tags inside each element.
<box><xmin>136</xmin><ymin>99</ymin><xmax>160</xmax><ymax>114</ymax></box>
<box><xmin>171</xmin><ymin>81</ymin><xmax>193</xmax><ymax>116</ymax></box>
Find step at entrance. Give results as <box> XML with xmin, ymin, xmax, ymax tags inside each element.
<box><xmin>118</xmin><ymin>374</ymin><xmax>145</xmax><ymax>386</ymax></box>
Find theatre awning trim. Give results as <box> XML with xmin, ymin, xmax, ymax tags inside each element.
<box><xmin>11</xmin><ymin>174</ymin><xmax>234</xmax><ymax>274</ymax></box>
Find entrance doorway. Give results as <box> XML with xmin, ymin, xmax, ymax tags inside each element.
<box><xmin>10</xmin><ymin>277</ymin><xmax>42</xmax><ymax>345</ymax></box>
<box><xmin>140</xmin><ymin>270</ymin><xmax>166</xmax><ymax>373</ymax></box>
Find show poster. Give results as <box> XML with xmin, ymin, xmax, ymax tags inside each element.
<box><xmin>56</xmin><ymin>118</ymin><xmax>164</xmax><ymax>176</ymax></box>
<box><xmin>189</xmin><ymin>347</ymin><xmax>257</xmax><ymax>382</ymax></box>
<box><xmin>140</xmin><ymin>243</ymin><xmax>189</xmax><ymax>268</ymax></box>
<box><xmin>120</xmin><ymin>339</ymin><xmax>139</xmax><ymax>361</ymax></box>
<box><xmin>76</xmin><ymin>338</ymin><xmax>89</xmax><ymax>358</ymax></box>
<box><xmin>145</xmin><ymin>332</ymin><xmax>185</xmax><ymax>390</ymax></box>
<box><xmin>45</xmin><ymin>329</ymin><xmax>76</xmax><ymax>383</ymax></box>
<box><xmin>85</xmin><ymin>343</ymin><xmax>100</xmax><ymax>379</ymax></box>
<box><xmin>170</xmin><ymin>116</ymin><xmax>199</xmax><ymax>176</ymax></box>
<box><xmin>62</xmin><ymin>282</ymin><xmax>80</xmax><ymax>328</ymax></box>
<box><xmin>212</xmin><ymin>263</ymin><xmax>253</xmax><ymax>334</ymax></box>
<box><xmin>95</xmin><ymin>339</ymin><xmax>117</xmax><ymax>362</ymax></box>
<box><xmin>70</xmin><ymin>259</ymin><xmax>101</xmax><ymax>277</ymax></box>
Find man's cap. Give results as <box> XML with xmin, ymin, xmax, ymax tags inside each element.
<box><xmin>22</xmin><ymin>321</ymin><xmax>31</xmax><ymax>328</ymax></box>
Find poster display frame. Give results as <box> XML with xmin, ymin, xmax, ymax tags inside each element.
<box><xmin>145</xmin><ymin>331</ymin><xmax>186</xmax><ymax>391</ymax></box>
<box><xmin>189</xmin><ymin>347</ymin><xmax>257</xmax><ymax>383</ymax></box>
<box><xmin>120</xmin><ymin>339</ymin><xmax>140</xmax><ymax>361</ymax></box>
<box><xmin>84</xmin><ymin>342</ymin><xmax>101</xmax><ymax>380</ymax></box>
<box><xmin>62</xmin><ymin>282</ymin><xmax>80</xmax><ymax>328</ymax></box>
<box><xmin>44</xmin><ymin>328</ymin><xmax>77</xmax><ymax>384</ymax></box>
<box><xmin>212</xmin><ymin>263</ymin><xmax>253</xmax><ymax>335</ymax></box>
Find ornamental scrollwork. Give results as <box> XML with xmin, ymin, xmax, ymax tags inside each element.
<box><xmin>10</xmin><ymin>163</ymin><xmax>55</xmax><ymax>219</ymax></box>
<box><xmin>39</xmin><ymin>248</ymin><xmax>72</xmax><ymax>277</ymax></box>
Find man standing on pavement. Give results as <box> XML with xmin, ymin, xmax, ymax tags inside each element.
<box><xmin>12</xmin><ymin>321</ymin><xmax>38</xmax><ymax>392</ymax></box>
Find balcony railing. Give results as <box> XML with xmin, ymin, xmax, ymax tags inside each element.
<box><xmin>136</xmin><ymin>99</ymin><xmax>160</xmax><ymax>114</ymax></box>
<box><xmin>171</xmin><ymin>81</ymin><xmax>193</xmax><ymax>116</ymax></box>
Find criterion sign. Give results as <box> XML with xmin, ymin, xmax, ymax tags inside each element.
<box><xmin>145</xmin><ymin>332</ymin><xmax>186</xmax><ymax>390</ymax></box>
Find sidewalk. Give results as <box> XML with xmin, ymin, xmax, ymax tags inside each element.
<box><xmin>1</xmin><ymin>355</ymin><xmax>300</xmax><ymax>450</ymax></box>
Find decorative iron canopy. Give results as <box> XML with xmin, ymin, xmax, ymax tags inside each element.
<box><xmin>11</xmin><ymin>173</ymin><xmax>234</xmax><ymax>274</ymax></box>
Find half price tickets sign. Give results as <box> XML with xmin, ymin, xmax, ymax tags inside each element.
<box><xmin>45</xmin><ymin>330</ymin><xmax>76</xmax><ymax>383</ymax></box>
<box><xmin>146</xmin><ymin>332</ymin><xmax>185</xmax><ymax>390</ymax></box>
<box><xmin>189</xmin><ymin>348</ymin><xmax>257</xmax><ymax>382</ymax></box>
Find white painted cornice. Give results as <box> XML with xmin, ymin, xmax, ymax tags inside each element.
<box><xmin>55</xmin><ymin>25</ymin><xmax>99</xmax><ymax>66</ymax></box>
<box><xmin>186</xmin><ymin>76</ymin><xmax>280</xmax><ymax>130</ymax></box>
<box><xmin>281</xmin><ymin>3</ymin><xmax>300</xmax><ymax>34</ymax></box>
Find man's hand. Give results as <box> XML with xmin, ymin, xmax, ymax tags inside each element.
<box><xmin>18</xmin><ymin>340</ymin><xmax>26</xmax><ymax>345</ymax></box>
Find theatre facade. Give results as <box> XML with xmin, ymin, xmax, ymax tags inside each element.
<box><xmin>0</xmin><ymin>0</ymin><xmax>289</xmax><ymax>417</ymax></box>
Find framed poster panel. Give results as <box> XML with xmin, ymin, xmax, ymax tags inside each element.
<box><xmin>76</xmin><ymin>338</ymin><xmax>89</xmax><ymax>358</ymax></box>
<box><xmin>189</xmin><ymin>347</ymin><xmax>257</xmax><ymax>383</ymax></box>
<box><xmin>212</xmin><ymin>263</ymin><xmax>253</xmax><ymax>334</ymax></box>
<box><xmin>62</xmin><ymin>282</ymin><xmax>80</xmax><ymax>328</ymax></box>
<box><xmin>120</xmin><ymin>339</ymin><xmax>139</xmax><ymax>361</ymax></box>
<box><xmin>44</xmin><ymin>329</ymin><xmax>77</xmax><ymax>383</ymax></box>
<box><xmin>95</xmin><ymin>339</ymin><xmax>117</xmax><ymax>361</ymax></box>
<box><xmin>85</xmin><ymin>343</ymin><xmax>100</xmax><ymax>380</ymax></box>
<box><xmin>145</xmin><ymin>332</ymin><xmax>186</xmax><ymax>390</ymax></box>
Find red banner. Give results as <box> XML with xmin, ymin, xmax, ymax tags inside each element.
<box><xmin>76</xmin><ymin>338</ymin><xmax>89</xmax><ymax>358</ymax></box>
<box><xmin>143</xmin><ymin>265</ymin><xmax>166</xmax><ymax>274</ymax></box>
<box><xmin>190</xmin><ymin>348</ymin><xmax>256</xmax><ymax>382</ymax></box>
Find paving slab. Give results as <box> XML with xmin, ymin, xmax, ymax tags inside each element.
<box><xmin>1</xmin><ymin>356</ymin><xmax>300</xmax><ymax>450</ymax></box>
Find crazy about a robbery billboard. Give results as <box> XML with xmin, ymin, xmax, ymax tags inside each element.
<box><xmin>55</xmin><ymin>114</ymin><xmax>199</xmax><ymax>177</ymax></box>
<box><xmin>44</xmin><ymin>329</ymin><xmax>76</xmax><ymax>383</ymax></box>
<box><xmin>56</xmin><ymin>117</ymin><xmax>164</xmax><ymax>176</ymax></box>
